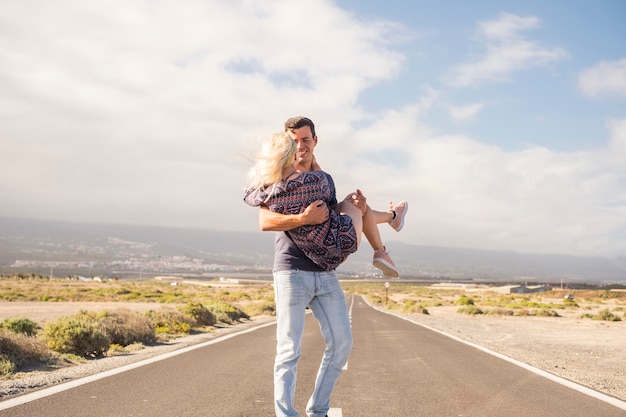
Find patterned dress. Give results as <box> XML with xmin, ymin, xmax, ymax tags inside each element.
<box><xmin>244</xmin><ymin>171</ymin><xmax>358</xmax><ymax>271</ymax></box>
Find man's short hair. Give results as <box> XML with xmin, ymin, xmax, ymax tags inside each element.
<box><xmin>284</xmin><ymin>116</ymin><xmax>316</xmax><ymax>138</ymax></box>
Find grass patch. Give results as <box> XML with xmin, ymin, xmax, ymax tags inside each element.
<box><xmin>580</xmin><ymin>309</ymin><xmax>622</xmax><ymax>321</ymax></box>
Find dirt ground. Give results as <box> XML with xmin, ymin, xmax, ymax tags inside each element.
<box><xmin>0</xmin><ymin>299</ymin><xmax>625</xmax><ymax>403</ymax></box>
<box><xmin>0</xmin><ymin>301</ymin><xmax>167</xmax><ymax>323</ymax></box>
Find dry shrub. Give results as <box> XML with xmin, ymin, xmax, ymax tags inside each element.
<box><xmin>485</xmin><ymin>308</ymin><xmax>514</xmax><ymax>316</ymax></box>
<box><xmin>244</xmin><ymin>300</ymin><xmax>276</xmax><ymax>317</ymax></box>
<box><xmin>97</xmin><ymin>309</ymin><xmax>156</xmax><ymax>345</ymax></box>
<box><xmin>0</xmin><ymin>330</ymin><xmax>53</xmax><ymax>376</ymax></box>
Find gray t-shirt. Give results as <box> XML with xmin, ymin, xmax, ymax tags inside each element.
<box><xmin>272</xmin><ymin>172</ymin><xmax>339</xmax><ymax>272</ymax></box>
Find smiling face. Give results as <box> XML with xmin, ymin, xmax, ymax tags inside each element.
<box><xmin>287</xmin><ymin>125</ymin><xmax>317</xmax><ymax>171</ymax></box>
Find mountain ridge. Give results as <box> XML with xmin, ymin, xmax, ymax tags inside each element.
<box><xmin>1</xmin><ymin>216</ymin><xmax>624</xmax><ymax>283</ymax></box>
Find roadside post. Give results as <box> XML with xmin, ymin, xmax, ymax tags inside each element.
<box><xmin>385</xmin><ymin>281</ymin><xmax>390</xmax><ymax>306</ymax></box>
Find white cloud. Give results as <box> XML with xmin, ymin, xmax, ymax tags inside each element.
<box><xmin>325</xmin><ymin>107</ymin><xmax>626</xmax><ymax>257</ymax></box>
<box><xmin>0</xmin><ymin>1</ymin><xmax>623</xmax><ymax>258</ymax></box>
<box><xmin>579</xmin><ymin>58</ymin><xmax>626</xmax><ymax>99</ymax></box>
<box><xmin>445</xmin><ymin>12</ymin><xmax>567</xmax><ymax>87</ymax></box>
<box><xmin>0</xmin><ymin>0</ymin><xmax>405</xmax><ymax>230</ymax></box>
<box><xmin>448</xmin><ymin>102</ymin><xmax>485</xmax><ymax>121</ymax></box>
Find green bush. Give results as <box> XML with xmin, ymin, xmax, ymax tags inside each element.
<box><xmin>456</xmin><ymin>295</ymin><xmax>474</xmax><ymax>306</ymax></box>
<box><xmin>204</xmin><ymin>300</ymin><xmax>249</xmax><ymax>324</ymax></box>
<box><xmin>534</xmin><ymin>309</ymin><xmax>560</xmax><ymax>317</ymax></box>
<box><xmin>43</xmin><ymin>316</ymin><xmax>110</xmax><ymax>357</ymax></box>
<box><xmin>146</xmin><ymin>308</ymin><xmax>194</xmax><ymax>335</ymax></box>
<box><xmin>0</xmin><ymin>357</ymin><xmax>16</xmax><ymax>376</ymax></box>
<box><xmin>593</xmin><ymin>309</ymin><xmax>621</xmax><ymax>322</ymax></box>
<box><xmin>179</xmin><ymin>302</ymin><xmax>216</xmax><ymax>327</ymax></box>
<box><xmin>1</xmin><ymin>317</ymin><xmax>41</xmax><ymax>336</ymax></box>
<box><xmin>369</xmin><ymin>295</ymin><xmax>383</xmax><ymax>305</ymax></box>
<box><xmin>457</xmin><ymin>305</ymin><xmax>483</xmax><ymax>315</ymax></box>
<box><xmin>563</xmin><ymin>298</ymin><xmax>579</xmax><ymax>308</ymax></box>
<box><xmin>402</xmin><ymin>299</ymin><xmax>429</xmax><ymax>315</ymax></box>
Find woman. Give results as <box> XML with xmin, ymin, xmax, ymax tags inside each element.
<box><xmin>244</xmin><ymin>132</ymin><xmax>399</xmax><ymax>276</ymax></box>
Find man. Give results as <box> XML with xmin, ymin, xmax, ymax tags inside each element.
<box><xmin>259</xmin><ymin>116</ymin><xmax>407</xmax><ymax>417</ymax></box>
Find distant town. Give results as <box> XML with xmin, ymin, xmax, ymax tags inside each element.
<box><xmin>1</xmin><ymin>216</ymin><xmax>625</xmax><ymax>286</ymax></box>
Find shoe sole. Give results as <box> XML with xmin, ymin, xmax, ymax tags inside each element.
<box><xmin>373</xmin><ymin>259</ymin><xmax>400</xmax><ymax>278</ymax></box>
<box><xmin>392</xmin><ymin>201</ymin><xmax>408</xmax><ymax>232</ymax></box>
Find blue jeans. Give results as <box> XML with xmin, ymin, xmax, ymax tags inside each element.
<box><xmin>273</xmin><ymin>270</ymin><xmax>353</xmax><ymax>417</ymax></box>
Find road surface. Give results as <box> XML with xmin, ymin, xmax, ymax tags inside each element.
<box><xmin>1</xmin><ymin>296</ymin><xmax>624</xmax><ymax>416</ymax></box>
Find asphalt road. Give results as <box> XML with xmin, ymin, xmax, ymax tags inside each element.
<box><xmin>1</xmin><ymin>296</ymin><xmax>624</xmax><ymax>416</ymax></box>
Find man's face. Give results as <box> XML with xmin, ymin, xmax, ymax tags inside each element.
<box><xmin>287</xmin><ymin>126</ymin><xmax>317</xmax><ymax>166</ymax></box>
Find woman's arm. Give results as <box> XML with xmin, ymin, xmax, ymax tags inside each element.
<box><xmin>259</xmin><ymin>200</ymin><xmax>330</xmax><ymax>231</ymax></box>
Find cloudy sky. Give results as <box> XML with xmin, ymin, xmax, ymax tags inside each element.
<box><xmin>1</xmin><ymin>0</ymin><xmax>625</xmax><ymax>258</ymax></box>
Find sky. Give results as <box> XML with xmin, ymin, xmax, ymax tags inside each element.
<box><xmin>1</xmin><ymin>0</ymin><xmax>625</xmax><ymax>258</ymax></box>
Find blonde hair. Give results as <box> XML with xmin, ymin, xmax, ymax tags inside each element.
<box><xmin>246</xmin><ymin>132</ymin><xmax>297</xmax><ymax>193</ymax></box>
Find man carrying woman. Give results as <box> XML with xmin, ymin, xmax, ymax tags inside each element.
<box><xmin>244</xmin><ymin>116</ymin><xmax>408</xmax><ymax>417</ymax></box>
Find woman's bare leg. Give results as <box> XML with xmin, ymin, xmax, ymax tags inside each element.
<box><xmin>336</xmin><ymin>201</ymin><xmax>363</xmax><ymax>247</ymax></box>
<box><xmin>371</xmin><ymin>207</ymin><xmax>394</xmax><ymax>224</ymax></box>
<box><xmin>362</xmin><ymin>206</ymin><xmax>384</xmax><ymax>252</ymax></box>
<box><xmin>336</xmin><ymin>197</ymin><xmax>399</xmax><ymax>277</ymax></box>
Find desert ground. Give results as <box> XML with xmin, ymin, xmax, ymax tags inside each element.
<box><xmin>0</xmin><ymin>293</ymin><xmax>625</xmax><ymax>403</ymax></box>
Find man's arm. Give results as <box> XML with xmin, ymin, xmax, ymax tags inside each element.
<box><xmin>259</xmin><ymin>200</ymin><xmax>329</xmax><ymax>231</ymax></box>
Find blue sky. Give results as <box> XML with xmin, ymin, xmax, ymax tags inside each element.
<box><xmin>1</xmin><ymin>0</ymin><xmax>625</xmax><ymax>258</ymax></box>
<box><xmin>338</xmin><ymin>0</ymin><xmax>626</xmax><ymax>151</ymax></box>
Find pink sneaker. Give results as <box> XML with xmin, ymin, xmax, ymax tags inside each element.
<box><xmin>389</xmin><ymin>201</ymin><xmax>408</xmax><ymax>232</ymax></box>
<box><xmin>373</xmin><ymin>247</ymin><xmax>400</xmax><ymax>278</ymax></box>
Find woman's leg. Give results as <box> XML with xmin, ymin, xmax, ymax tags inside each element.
<box><xmin>337</xmin><ymin>197</ymin><xmax>400</xmax><ymax>277</ymax></box>
<box><xmin>371</xmin><ymin>206</ymin><xmax>394</xmax><ymax>224</ymax></box>
<box><xmin>362</xmin><ymin>205</ymin><xmax>384</xmax><ymax>251</ymax></box>
<box><xmin>336</xmin><ymin>200</ymin><xmax>363</xmax><ymax>247</ymax></box>
<box><xmin>336</xmin><ymin>196</ymin><xmax>384</xmax><ymax>251</ymax></box>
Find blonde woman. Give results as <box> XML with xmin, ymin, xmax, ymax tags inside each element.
<box><xmin>244</xmin><ymin>131</ymin><xmax>398</xmax><ymax>276</ymax></box>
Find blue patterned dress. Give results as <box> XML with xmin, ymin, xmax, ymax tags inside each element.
<box><xmin>244</xmin><ymin>171</ymin><xmax>358</xmax><ymax>271</ymax></box>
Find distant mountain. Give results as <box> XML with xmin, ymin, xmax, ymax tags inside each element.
<box><xmin>1</xmin><ymin>216</ymin><xmax>624</xmax><ymax>283</ymax></box>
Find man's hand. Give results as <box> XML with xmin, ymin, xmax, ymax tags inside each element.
<box><xmin>258</xmin><ymin>200</ymin><xmax>329</xmax><ymax>231</ymax></box>
<box><xmin>301</xmin><ymin>200</ymin><xmax>329</xmax><ymax>225</ymax></box>
<box><xmin>346</xmin><ymin>189</ymin><xmax>367</xmax><ymax>216</ymax></box>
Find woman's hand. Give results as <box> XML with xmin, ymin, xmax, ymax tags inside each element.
<box><xmin>346</xmin><ymin>189</ymin><xmax>367</xmax><ymax>216</ymax></box>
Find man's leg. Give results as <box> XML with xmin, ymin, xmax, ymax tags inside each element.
<box><xmin>306</xmin><ymin>271</ymin><xmax>353</xmax><ymax>417</ymax></box>
<box><xmin>274</xmin><ymin>270</ymin><xmax>315</xmax><ymax>417</ymax></box>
